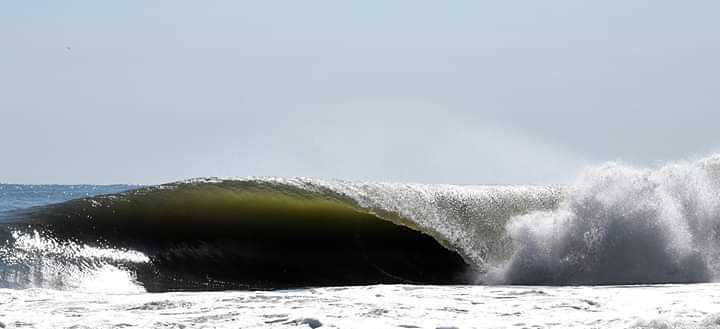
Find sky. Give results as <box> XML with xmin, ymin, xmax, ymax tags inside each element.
<box><xmin>1</xmin><ymin>1</ymin><xmax>719</xmax><ymax>185</ymax></box>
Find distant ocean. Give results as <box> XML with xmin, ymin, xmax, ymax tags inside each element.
<box><xmin>2</xmin><ymin>156</ymin><xmax>720</xmax><ymax>328</ymax></box>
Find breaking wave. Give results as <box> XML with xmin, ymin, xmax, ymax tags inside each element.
<box><xmin>0</xmin><ymin>179</ymin><xmax>557</xmax><ymax>291</ymax></box>
<box><xmin>486</xmin><ymin>156</ymin><xmax>720</xmax><ymax>285</ymax></box>
<box><xmin>1</xmin><ymin>155</ymin><xmax>720</xmax><ymax>291</ymax></box>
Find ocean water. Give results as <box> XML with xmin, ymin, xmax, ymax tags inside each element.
<box><xmin>2</xmin><ymin>156</ymin><xmax>720</xmax><ymax>328</ymax></box>
<box><xmin>2</xmin><ymin>284</ymin><xmax>720</xmax><ymax>328</ymax></box>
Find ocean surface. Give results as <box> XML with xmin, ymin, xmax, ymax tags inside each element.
<box><xmin>2</xmin><ymin>156</ymin><xmax>720</xmax><ymax>328</ymax></box>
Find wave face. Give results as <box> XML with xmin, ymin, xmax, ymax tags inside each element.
<box><xmin>1</xmin><ymin>156</ymin><xmax>719</xmax><ymax>291</ymax></box>
<box><xmin>0</xmin><ymin>180</ymin><xmax>558</xmax><ymax>291</ymax></box>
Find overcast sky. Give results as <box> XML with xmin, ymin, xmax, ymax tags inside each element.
<box><xmin>2</xmin><ymin>1</ymin><xmax>719</xmax><ymax>185</ymax></box>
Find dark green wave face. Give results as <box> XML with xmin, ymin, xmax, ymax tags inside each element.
<box><xmin>3</xmin><ymin>180</ymin><xmax>474</xmax><ymax>291</ymax></box>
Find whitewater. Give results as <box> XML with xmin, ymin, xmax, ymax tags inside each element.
<box><xmin>2</xmin><ymin>156</ymin><xmax>720</xmax><ymax>328</ymax></box>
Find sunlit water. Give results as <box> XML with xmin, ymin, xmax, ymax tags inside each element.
<box><xmin>2</xmin><ymin>284</ymin><xmax>720</xmax><ymax>329</ymax></box>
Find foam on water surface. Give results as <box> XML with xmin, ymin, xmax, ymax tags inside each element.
<box><xmin>1</xmin><ymin>284</ymin><xmax>719</xmax><ymax>328</ymax></box>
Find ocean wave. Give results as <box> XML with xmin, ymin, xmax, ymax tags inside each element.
<box><xmin>1</xmin><ymin>156</ymin><xmax>719</xmax><ymax>291</ymax></box>
<box><xmin>4</xmin><ymin>179</ymin><xmax>554</xmax><ymax>291</ymax></box>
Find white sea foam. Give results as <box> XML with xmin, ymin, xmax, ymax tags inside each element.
<box><xmin>12</xmin><ymin>230</ymin><xmax>149</xmax><ymax>263</ymax></box>
<box><xmin>0</xmin><ymin>230</ymin><xmax>147</xmax><ymax>292</ymax></box>
<box><xmin>486</xmin><ymin>156</ymin><xmax>720</xmax><ymax>284</ymax></box>
<box><xmin>1</xmin><ymin>284</ymin><xmax>719</xmax><ymax>328</ymax></box>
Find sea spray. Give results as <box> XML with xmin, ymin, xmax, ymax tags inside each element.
<box><xmin>0</xmin><ymin>230</ymin><xmax>147</xmax><ymax>292</ymax></box>
<box><xmin>486</xmin><ymin>156</ymin><xmax>720</xmax><ymax>284</ymax></box>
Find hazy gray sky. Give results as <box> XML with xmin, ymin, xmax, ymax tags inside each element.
<box><xmin>2</xmin><ymin>1</ymin><xmax>719</xmax><ymax>184</ymax></box>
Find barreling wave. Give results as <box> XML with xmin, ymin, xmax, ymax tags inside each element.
<box><xmin>1</xmin><ymin>155</ymin><xmax>720</xmax><ymax>292</ymax></box>
<box><xmin>0</xmin><ymin>178</ymin><xmax>559</xmax><ymax>291</ymax></box>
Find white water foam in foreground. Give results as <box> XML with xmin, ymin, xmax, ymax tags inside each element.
<box><xmin>1</xmin><ymin>284</ymin><xmax>719</xmax><ymax>328</ymax></box>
